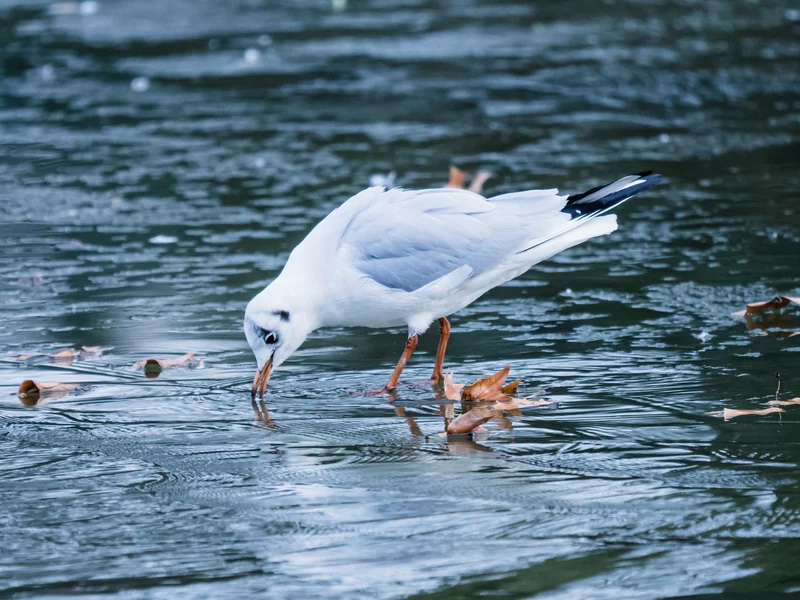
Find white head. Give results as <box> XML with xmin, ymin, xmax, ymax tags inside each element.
<box><xmin>244</xmin><ymin>287</ymin><xmax>313</xmax><ymax>399</ymax></box>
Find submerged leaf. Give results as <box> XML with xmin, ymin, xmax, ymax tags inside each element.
<box><xmin>461</xmin><ymin>365</ymin><xmax>512</xmax><ymax>401</ymax></box>
<box><xmin>732</xmin><ymin>296</ymin><xmax>800</xmax><ymax>318</ymax></box>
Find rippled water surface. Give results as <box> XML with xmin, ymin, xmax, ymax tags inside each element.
<box><xmin>2</xmin><ymin>1</ymin><xmax>800</xmax><ymax>598</ymax></box>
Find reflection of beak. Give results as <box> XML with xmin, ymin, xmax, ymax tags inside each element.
<box><xmin>251</xmin><ymin>355</ymin><xmax>274</xmax><ymax>400</ymax></box>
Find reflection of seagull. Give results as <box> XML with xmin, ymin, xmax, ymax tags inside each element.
<box><xmin>246</xmin><ymin>171</ymin><xmax>661</xmax><ymax>398</ymax></box>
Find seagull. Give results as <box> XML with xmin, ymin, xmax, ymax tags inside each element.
<box><xmin>245</xmin><ymin>171</ymin><xmax>661</xmax><ymax>398</ymax></box>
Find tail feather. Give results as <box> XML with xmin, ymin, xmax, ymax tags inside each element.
<box><xmin>516</xmin><ymin>171</ymin><xmax>661</xmax><ymax>255</ymax></box>
<box><xmin>563</xmin><ymin>171</ymin><xmax>662</xmax><ymax>219</ymax></box>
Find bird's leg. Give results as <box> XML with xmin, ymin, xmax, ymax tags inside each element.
<box><xmin>431</xmin><ymin>317</ymin><xmax>451</xmax><ymax>383</ymax></box>
<box><xmin>367</xmin><ymin>334</ymin><xmax>419</xmax><ymax>394</ymax></box>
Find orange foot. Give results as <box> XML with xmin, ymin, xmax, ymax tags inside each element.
<box><xmin>366</xmin><ymin>386</ymin><xmax>396</xmax><ymax>396</ymax></box>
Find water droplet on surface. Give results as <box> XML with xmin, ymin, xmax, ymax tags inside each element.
<box><xmin>149</xmin><ymin>235</ymin><xmax>178</xmax><ymax>244</ymax></box>
<box><xmin>39</xmin><ymin>64</ymin><xmax>56</xmax><ymax>82</ymax></box>
<box><xmin>695</xmin><ymin>331</ymin><xmax>712</xmax><ymax>343</ymax></box>
<box><xmin>243</xmin><ymin>48</ymin><xmax>261</xmax><ymax>64</ymax></box>
<box><xmin>130</xmin><ymin>76</ymin><xmax>150</xmax><ymax>92</ymax></box>
<box><xmin>78</xmin><ymin>0</ymin><xmax>99</xmax><ymax>15</ymax></box>
<box><xmin>369</xmin><ymin>172</ymin><xmax>396</xmax><ymax>187</ymax></box>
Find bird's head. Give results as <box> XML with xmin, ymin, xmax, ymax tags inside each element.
<box><xmin>244</xmin><ymin>295</ymin><xmax>311</xmax><ymax>399</ymax></box>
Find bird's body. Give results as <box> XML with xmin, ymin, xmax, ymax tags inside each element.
<box><xmin>245</xmin><ymin>171</ymin><xmax>661</xmax><ymax>397</ymax></box>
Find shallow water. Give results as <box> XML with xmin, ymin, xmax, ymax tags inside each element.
<box><xmin>2</xmin><ymin>1</ymin><xmax>800</xmax><ymax>598</ymax></box>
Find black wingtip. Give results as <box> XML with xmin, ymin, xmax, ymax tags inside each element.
<box><xmin>634</xmin><ymin>171</ymin><xmax>662</xmax><ymax>184</ymax></box>
<box><xmin>563</xmin><ymin>171</ymin><xmax>662</xmax><ymax>219</ymax></box>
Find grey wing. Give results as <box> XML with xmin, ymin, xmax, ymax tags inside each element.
<box><xmin>341</xmin><ymin>187</ymin><xmax>568</xmax><ymax>293</ymax></box>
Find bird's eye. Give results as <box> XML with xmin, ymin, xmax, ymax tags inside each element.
<box><xmin>262</xmin><ymin>331</ymin><xmax>278</xmax><ymax>345</ymax></box>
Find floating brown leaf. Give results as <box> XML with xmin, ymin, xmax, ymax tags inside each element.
<box><xmin>48</xmin><ymin>349</ymin><xmax>76</xmax><ymax>364</ymax></box>
<box><xmin>732</xmin><ymin>296</ymin><xmax>800</xmax><ymax>318</ymax></box>
<box><xmin>467</xmin><ymin>171</ymin><xmax>492</xmax><ymax>194</ymax></box>
<box><xmin>446</xmin><ymin>406</ymin><xmax>497</xmax><ymax>434</ymax></box>
<box><xmin>768</xmin><ymin>397</ymin><xmax>800</xmax><ymax>406</ymax></box>
<box><xmin>461</xmin><ymin>365</ymin><xmax>512</xmax><ymax>401</ymax></box>
<box><xmin>443</xmin><ymin>373</ymin><xmax>465</xmax><ymax>401</ymax></box>
<box><xmin>133</xmin><ymin>352</ymin><xmax>199</xmax><ymax>372</ymax></box>
<box><xmin>501</xmin><ymin>379</ymin><xmax>521</xmax><ymax>395</ymax></box>
<box><xmin>78</xmin><ymin>346</ymin><xmax>105</xmax><ymax>354</ymax></box>
<box><xmin>18</xmin><ymin>380</ymin><xmax>76</xmax><ymax>394</ymax></box>
<box><xmin>492</xmin><ymin>396</ymin><xmax>552</xmax><ymax>412</ymax></box>
<box><xmin>445</xmin><ymin>166</ymin><xmax>492</xmax><ymax>194</ymax></box>
<box><xmin>5</xmin><ymin>353</ymin><xmax>40</xmax><ymax>361</ymax></box>
<box><xmin>446</xmin><ymin>166</ymin><xmax>467</xmax><ymax>189</ymax></box>
<box><xmin>722</xmin><ymin>406</ymin><xmax>784</xmax><ymax>420</ymax></box>
<box><xmin>5</xmin><ymin>347</ymin><xmax>106</xmax><ymax>363</ymax></box>
<box><xmin>18</xmin><ymin>380</ymin><xmax>76</xmax><ymax>405</ymax></box>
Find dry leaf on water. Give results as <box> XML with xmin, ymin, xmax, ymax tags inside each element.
<box><xmin>6</xmin><ymin>346</ymin><xmax>106</xmax><ymax>363</ymax></box>
<box><xmin>18</xmin><ymin>380</ymin><xmax>76</xmax><ymax>405</ymax></box>
<box><xmin>768</xmin><ymin>397</ymin><xmax>800</xmax><ymax>406</ymax></box>
<box><xmin>5</xmin><ymin>354</ymin><xmax>40</xmax><ymax>361</ymax></box>
<box><xmin>468</xmin><ymin>171</ymin><xmax>492</xmax><ymax>194</ymax></box>
<box><xmin>492</xmin><ymin>396</ymin><xmax>552</xmax><ymax>411</ymax></box>
<box><xmin>446</xmin><ymin>166</ymin><xmax>467</xmax><ymax>189</ymax></box>
<box><xmin>443</xmin><ymin>367</ymin><xmax>549</xmax><ymax>434</ymax></box>
<box><xmin>732</xmin><ymin>296</ymin><xmax>800</xmax><ymax>318</ymax></box>
<box><xmin>133</xmin><ymin>352</ymin><xmax>201</xmax><ymax>377</ymax></box>
<box><xmin>445</xmin><ymin>166</ymin><xmax>492</xmax><ymax>195</ymax></box>
<box><xmin>446</xmin><ymin>406</ymin><xmax>497</xmax><ymax>435</ymax></box>
<box><xmin>443</xmin><ymin>373</ymin><xmax>464</xmax><ymax>401</ymax></box>
<box><xmin>79</xmin><ymin>346</ymin><xmax>104</xmax><ymax>355</ymax></box>
<box><xmin>49</xmin><ymin>349</ymin><xmax>76</xmax><ymax>363</ymax></box>
<box><xmin>461</xmin><ymin>365</ymin><xmax>515</xmax><ymax>402</ymax></box>
<box><xmin>721</xmin><ymin>407</ymin><xmax>784</xmax><ymax>420</ymax></box>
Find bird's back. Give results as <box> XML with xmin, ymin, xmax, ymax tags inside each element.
<box><xmin>285</xmin><ymin>173</ymin><xmax>660</xmax><ymax>330</ymax></box>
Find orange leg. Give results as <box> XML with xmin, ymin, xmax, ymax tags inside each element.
<box><xmin>431</xmin><ymin>317</ymin><xmax>450</xmax><ymax>383</ymax></box>
<box><xmin>431</xmin><ymin>317</ymin><xmax>451</xmax><ymax>382</ymax></box>
<box><xmin>368</xmin><ymin>334</ymin><xmax>419</xmax><ymax>394</ymax></box>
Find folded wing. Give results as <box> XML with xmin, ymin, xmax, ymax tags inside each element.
<box><xmin>340</xmin><ymin>187</ymin><xmax>570</xmax><ymax>293</ymax></box>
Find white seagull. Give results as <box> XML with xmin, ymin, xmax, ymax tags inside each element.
<box><xmin>245</xmin><ymin>171</ymin><xmax>661</xmax><ymax>398</ymax></box>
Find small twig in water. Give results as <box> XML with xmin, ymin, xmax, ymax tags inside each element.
<box><xmin>775</xmin><ymin>372</ymin><xmax>781</xmax><ymax>403</ymax></box>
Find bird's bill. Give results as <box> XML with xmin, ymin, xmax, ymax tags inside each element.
<box><xmin>251</xmin><ymin>356</ymin><xmax>274</xmax><ymax>399</ymax></box>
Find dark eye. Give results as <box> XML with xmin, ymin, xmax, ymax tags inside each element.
<box><xmin>261</xmin><ymin>330</ymin><xmax>278</xmax><ymax>345</ymax></box>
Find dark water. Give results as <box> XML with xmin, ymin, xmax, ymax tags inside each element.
<box><xmin>2</xmin><ymin>1</ymin><xmax>800</xmax><ymax>597</ymax></box>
